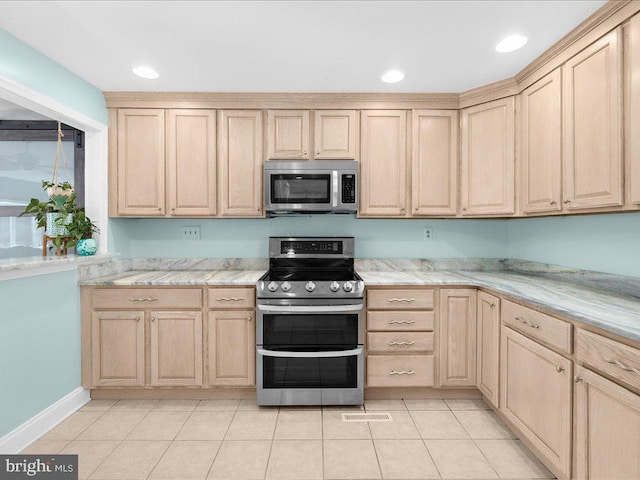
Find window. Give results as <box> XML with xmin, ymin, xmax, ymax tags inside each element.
<box><xmin>0</xmin><ymin>121</ymin><xmax>85</xmax><ymax>258</ymax></box>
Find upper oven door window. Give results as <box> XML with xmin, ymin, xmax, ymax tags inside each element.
<box><xmin>270</xmin><ymin>174</ymin><xmax>331</xmax><ymax>204</ymax></box>
<box><xmin>262</xmin><ymin>312</ymin><xmax>359</xmax><ymax>350</ymax></box>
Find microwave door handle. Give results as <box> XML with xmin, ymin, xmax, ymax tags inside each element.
<box><xmin>257</xmin><ymin>348</ymin><xmax>362</xmax><ymax>358</ymax></box>
<box><xmin>332</xmin><ymin>171</ymin><xmax>338</xmax><ymax>207</ymax></box>
<box><xmin>257</xmin><ymin>304</ymin><xmax>363</xmax><ymax>313</ymax></box>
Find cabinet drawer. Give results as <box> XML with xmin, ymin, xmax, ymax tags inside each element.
<box><xmin>502</xmin><ymin>300</ymin><xmax>572</xmax><ymax>354</ymax></box>
<box><xmin>366</xmin><ymin>355</ymin><xmax>434</xmax><ymax>387</ymax></box>
<box><xmin>208</xmin><ymin>287</ymin><xmax>255</xmax><ymax>309</ymax></box>
<box><xmin>576</xmin><ymin>329</ymin><xmax>640</xmax><ymax>391</ymax></box>
<box><xmin>92</xmin><ymin>288</ymin><xmax>202</xmax><ymax>309</ymax></box>
<box><xmin>367</xmin><ymin>332</ymin><xmax>434</xmax><ymax>353</ymax></box>
<box><xmin>367</xmin><ymin>311</ymin><xmax>434</xmax><ymax>331</ymax></box>
<box><xmin>367</xmin><ymin>289</ymin><xmax>434</xmax><ymax>310</ymax></box>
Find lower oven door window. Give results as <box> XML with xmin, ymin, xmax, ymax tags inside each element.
<box><xmin>259</xmin><ymin>349</ymin><xmax>360</xmax><ymax>389</ymax></box>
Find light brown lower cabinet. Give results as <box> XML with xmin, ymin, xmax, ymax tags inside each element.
<box><xmin>575</xmin><ymin>364</ymin><xmax>640</xmax><ymax>480</ymax></box>
<box><xmin>438</xmin><ymin>289</ymin><xmax>477</xmax><ymax>387</ymax></box>
<box><xmin>91</xmin><ymin>311</ymin><xmax>145</xmax><ymax>387</ymax></box>
<box><xmin>208</xmin><ymin>310</ymin><xmax>256</xmax><ymax>386</ymax></box>
<box><xmin>149</xmin><ymin>311</ymin><xmax>203</xmax><ymax>386</ymax></box>
<box><xmin>476</xmin><ymin>292</ymin><xmax>500</xmax><ymax>407</ymax></box>
<box><xmin>500</xmin><ymin>326</ymin><xmax>572</xmax><ymax>479</ymax></box>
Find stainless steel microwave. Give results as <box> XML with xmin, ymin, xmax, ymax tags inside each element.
<box><xmin>264</xmin><ymin>160</ymin><xmax>358</xmax><ymax>215</ymax></box>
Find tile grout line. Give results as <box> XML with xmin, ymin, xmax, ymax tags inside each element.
<box><xmin>262</xmin><ymin>407</ymin><xmax>279</xmax><ymax>480</ymax></box>
<box><xmin>203</xmin><ymin>400</ymin><xmax>241</xmax><ymax>480</ymax></box>
<box><xmin>365</xmin><ymin>416</ymin><xmax>384</xmax><ymax>480</ymax></box>
<box><xmin>141</xmin><ymin>404</ymin><xmax>199</xmax><ymax>480</ymax></box>
<box><xmin>403</xmin><ymin>399</ymin><xmax>444</xmax><ymax>479</ymax></box>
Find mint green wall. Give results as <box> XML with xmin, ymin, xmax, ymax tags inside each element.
<box><xmin>509</xmin><ymin>212</ymin><xmax>640</xmax><ymax>277</ymax></box>
<box><xmin>109</xmin><ymin>217</ymin><xmax>509</xmax><ymax>259</ymax></box>
<box><xmin>0</xmin><ymin>270</ymin><xmax>81</xmax><ymax>437</ymax></box>
<box><xmin>0</xmin><ymin>28</ymin><xmax>106</xmax><ymax>124</ymax></box>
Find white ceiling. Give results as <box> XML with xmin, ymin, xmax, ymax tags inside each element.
<box><xmin>0</xmin><ymin>0</ymin><xmax>606</xmax><ymax>93</ymax></box>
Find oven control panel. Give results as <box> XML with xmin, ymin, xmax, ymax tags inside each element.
<box><xmin>281</xmin><ymin>240</ymin><xmax>343</xmax><ymax>255</ymax></box>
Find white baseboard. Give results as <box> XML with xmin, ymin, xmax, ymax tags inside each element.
<box><xmin>0</xmin><ymin>387</ymin><xmax>90</xmax><ymax>453</ymax></box>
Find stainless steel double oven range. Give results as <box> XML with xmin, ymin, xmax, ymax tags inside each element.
<box><xmin>256</xmin><ymin>237</ymin><xmax>365</xmax><ymax>406</ymax></box>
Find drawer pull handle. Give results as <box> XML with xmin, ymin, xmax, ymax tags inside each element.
<box><xmin>556</xmin><ymin>365</ymin><xmax>565</xmax><ymax>373</ymax></box>
<box><xmin>515</xmin><ymin>316</ymin><xmax>539</xmax><ymax>329</ymax></box>
<box><xmin>388</xmin><ymin>320</ymin><xmax>416</xmax><ymax>325</ymax></box>
<box><xmin>388</xmin><ymin>298</ymin><xmax>415</xmax><ymax>303</ymax></box>
<box><xmin>130</xmin><ymin>297</ymin><xmax>158</xmax><ymax>302</ymax></box>
<box><xmin>217</xmin><ymin>297</ymin><xmax>245</xmax><ymax>301</ymax></box>
<box><xmin>388</xmin><ymin>341</ymin><xmax>416</xmax><ymax>346</ymax></box>
<box><xmin>603</xmin><ymin>357</ymin><xmax>640</xmax><ymax>375</ymax></box>
<box><xmin>389</xmin><ymin>370</ymin><xmax>415</xmax><ymax>375</ymax></box>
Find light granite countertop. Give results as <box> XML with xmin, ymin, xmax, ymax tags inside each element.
<box><xmin>80</xmin><ymin>264</ymin><xmax>640</xmax><ymax>344</ymax></box>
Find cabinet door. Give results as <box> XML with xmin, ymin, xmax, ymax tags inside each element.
<box><xmin>116</xmin><ymin>109</ymin><xmax>165</xmax><ymax>216</ymax></box>
<box><xmin>166</xmin><ymin>109</ymin><xmax>216</xmax><ymax>216</ymax></box>
<box><xmin>218</xmin><ymin>110</ymin><xmax>263</xmax><ymax>216</ymax></box>
<box><xmin>91</xmin><ymin>311</ymin><xmax>144</xmax><ymax>386</ymax></box>
<box><xmin>520</xmin><ymin>69</ymin><xmax>563</xmax><ymax>214</ymax></box>
<box><xmin>500</xmin><ymin>327</ymin><xmax>572</xmax><ymax>479</ymax></box>
<box><xmin>627</xmin><ymin>14</ymin><xmax>640</xmax><ymax>206</ymax></box>
<box><xmin>438</xmin><ymin>289</ymin><xmax>477</xmax><ymax>387</ymax></box>
<box><xmin>563</xmin><ymin>28</ymin><xmax>623</xmax><ymax>210</ymax></box>
<box><xmin>461</xmin><ymin>97</ymin><xmax>515</xmax><ymax>215</ymax></box>
<box><xmin>411</xmin><ymin>110</ymin><xmax>458</xmax><ymax>216</ymax></box>
<box><xmin>360</xmin><ymin>110</ymin><xmax>407</xmax><ymax>216</ymax></box>
<box><xmin>575</xmin><ymin>365</ymin><xmax>640</xmax><ymax>480</ymax></box>
<box><xmin>208</xmin><ymin>310</ymin><xmax>256</xmax><ymax>386</ymax></box>
<box><xmin>267</xmin><ymin>110</ymin><xmax>310</xmax><ymax>160</ymax></box>
<box><xmin>149</xmin><ymin>311</ymin><xmax>203</xmax><ymax>386</ymax></box>
<box><xmin>314</xmin><ymin>110</ymin><xmax>357</xmax><ymax>159</ymax></box>
<box><xmin>477</xmin><ymin>292</ymin><xmax>500</xmax><ymax>407</ymax></box>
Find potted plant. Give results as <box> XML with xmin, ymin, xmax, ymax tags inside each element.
<box><xmin>66</xmin><ymin>206</ymin><xmax>99</xmax><ymax>256</ymax></box>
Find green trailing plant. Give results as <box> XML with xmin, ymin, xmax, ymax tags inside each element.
<box><xmin>20</xmin><ymin>181</ymin><xmax>98</xmax><ymax>249</ymax></box>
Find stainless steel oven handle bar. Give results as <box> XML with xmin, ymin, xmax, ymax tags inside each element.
<box><xmin>332</xmin><ymin>170</ymin><xmax>338</xmax><ymax>207</ymax></box>
<box><xmin>257</xmin><ymin>348</ymin><xmax>363</xmax><ymax>358</ymax></box>
<box><xmin>257</xmin><ymin>304</ymin><xmax>363</xmax><ymax>313</ymax></box>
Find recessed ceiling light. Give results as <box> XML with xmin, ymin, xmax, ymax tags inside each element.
<box><xmin>381</xmin><ymin>70</ymin><xmax>405</xmax><ymax>83</ymax></box>
<box><xmin>496</xmin><ymin>35</ymin><xmax>528</xmax><ymax>53</ymax></box>
<box><xmin>132</xmin><ymin>65</ymin><xmax>159</xmax><ymax>79</ymax></box>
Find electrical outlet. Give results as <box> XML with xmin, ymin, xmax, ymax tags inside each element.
<box><xmin>423</xmin><ymin>227</ymin><xmax>433</xmax><ymax>241</ymax></box>
<box><xmin>182</xmin><ymin>226</ymin><xmax>201</xmax><ymax>240</ymax></box>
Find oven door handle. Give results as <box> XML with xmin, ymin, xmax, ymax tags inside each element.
<box><xmin>257</xmin><ymin>304</ymin><xmax>363</xmax><ymax>313</ymax></box>
<box><xmin>257</xmin><ymin>348</ymin><xmax>363</xmax><ymax>358</ymax></box>
<box><xmin>332</xmin><ymin>170</ymin><xmax>338</xmax><ymax>207</ymax></box>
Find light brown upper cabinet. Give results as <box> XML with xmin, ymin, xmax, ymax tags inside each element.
<box><xmin>411</xmin><ymin>110</ymin><xmax>458</xmax><ymax>216</ymax></box>
<box><xmin>461</xmin><ymin>97</ymin><xmax>515</xmax><ymax>216</ymax></box>
<box><xmin>266</xmin><ymin>110</ymin><xmax>310</xmax><ymax>160</ymax></box>
<box><xmin>563</xmin><ymin>28</ymin><xmax>623</xmax><ymax>210</ymax></box>
<box><xmin>218</xmin><ymin>110</ymin><xmax>264</xmax><ymax>216</ymax></box>
<box><xmin>113</xmin><ymin>109</ymin><xmax>218</xmax><ymax>217</ymax></box>
<box><xmin>166</xmin><ymin>109</ymin><xmax>217</xmax><ymax>216</ymax></box>
<box><xmin>314</xmin><ymin>110</ymin><xmax>358</xmax><ymax>159</ymax></box>
<box><xmin>360</xmin><ymin>110</ymin><xmax>407</xmax><ymax>216</ymax></box>
<box><xmin>116</xmin><ymin>109</ymin><xmax>166</xmax><ymax>216</ymax></box>
<box><xmin>520</xmin><ymin>69</ymin><xmax>563</xmax><ymax>214</ymax></box>
<box><xmin>438</xmin><ymin>289</ymin><xmax>477</xmax><ymax>387</ymax></box>
<box><xmin>627</xmin><ymin>14</ymin><xmax>640</xmax><ymax>206</ymax></box>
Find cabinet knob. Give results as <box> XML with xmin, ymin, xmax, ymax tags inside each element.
<box><xmin>135</xmin><ymin>316</ymin><xmax>141</xmax><ymax>321</ymax></box>
<box><xmin>257</xmin><ymin>207</ymin><xmax>260</xmax><ymax>212</ymax></box>
<box><xmin>151</xmin><ymin>317</ymin><xmax>156</xmax><ymax>322</ymax></box>
<box><xmin>556</xmin><ymin>365</ymin><xmax>565</xmax><ymax>373</ymax></box>
<box><xmin>401</xmin><ymin>207</ymin><xmax>405</xmax><ymax>212</ymax></box>
<box><xmin>247</xmin><ymin>317</ymin><xmax>252</xmax><ymax>322</ymax></box>
<box><xmin>489</xmin><ymin>303</ymin><xmax>496</xmax><ymax>308</ymax></box>
<box><xmin>575</xmin><ymin>375</ymin><xmax>583</xmax><ymax>383</ymax></box>
<box><xmin>462</xmin><ymin>207</ymin><xmax>467</xmax><ymax>211</ymax></box>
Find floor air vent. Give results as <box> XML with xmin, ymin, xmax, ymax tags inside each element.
<box><xmin>341</xmin><ymin>412</ymin><xmax>393</xmax><ymax>422</ymax></box>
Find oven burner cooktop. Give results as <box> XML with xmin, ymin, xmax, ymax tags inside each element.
<box><xmin>257</xmin><ymin>237</ymin><xmax>364</xmax><ymax>299</ymax></box>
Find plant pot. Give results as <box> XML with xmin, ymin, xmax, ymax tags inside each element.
<box><xmin>76</xmin><ymin>238</ymin><xmax>98</xmax><ymax>256</ymax></box>
<box><xmin>45</xmin><ymin>212</ymin><xmax>72</xmax><ymax>236</ymax></box>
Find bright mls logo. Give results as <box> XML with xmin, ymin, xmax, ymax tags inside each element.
<box><xmin>0</xmin><ymin>455</ymin><xmax>78</xmax><ymax>480</ymax></box>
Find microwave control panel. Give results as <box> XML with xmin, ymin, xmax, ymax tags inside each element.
<box><xmin>341</xmin><ymin>174</ymin><xmax>356</xmax><ymax>204</ymax></box>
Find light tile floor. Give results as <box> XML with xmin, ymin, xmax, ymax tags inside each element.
<box><xmin>21</xmin><ymin>398</ymin><xmax>555</xmax><ymax>480</ymax></box>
